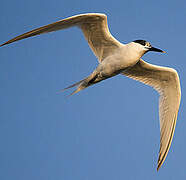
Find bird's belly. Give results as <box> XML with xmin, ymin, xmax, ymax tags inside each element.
<box><xmin>98</xmin><ymin>56</ymin><xmax>139</xmax><ymax>77</ymax></box>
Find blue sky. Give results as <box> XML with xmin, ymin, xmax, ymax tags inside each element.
<box><xmin>1</xmin><ymin>0</ymin><xmax>186</xmax><ymax>179</ymax></box>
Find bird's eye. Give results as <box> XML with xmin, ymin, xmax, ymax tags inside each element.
<box><xmin>145</xmin><ymin>42</ymin><xmax>151</xmax><ymax>47</ymax></box>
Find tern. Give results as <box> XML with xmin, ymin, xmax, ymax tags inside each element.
<box><xmin>0</xmin><ymin>13</ymin><xmax>181</xmax><ymax>170</ymax></box>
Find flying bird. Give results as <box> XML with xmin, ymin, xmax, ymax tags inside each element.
<box><xmin>0</xmin><ymin>13</ymin><xmax>181</xmax><ymax>170</ymax></box>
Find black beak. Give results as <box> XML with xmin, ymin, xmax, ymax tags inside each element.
<box><xmin>149</xmin><ymin>47</ymin><xmax>166</xmax><ymax>53</ymax></box>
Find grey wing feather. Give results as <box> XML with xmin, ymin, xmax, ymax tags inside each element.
<box><xmin>122</xmin><ymin>59</ymin><xmax>181</xmax><ymax>170</ymax></box>
<box><xmin>0</xmin><ymin>13</ymin><xmax>121</xmax><ymax>62</ymax></box>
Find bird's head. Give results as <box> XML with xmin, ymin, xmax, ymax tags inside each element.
<box><xmin>132</xmin><ymin>40</ymin><xmax>166</xmax><ymax>54</ymax></box>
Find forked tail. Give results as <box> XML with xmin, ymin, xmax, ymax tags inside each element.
<box><xmin>59</xmin><ymin>70</ymin><xmax>99</xmax><ymax>96</ymax></box>
<box><xmin>60</xmin><ymin>78</ymin><xmax>87</xmax><ymax>96</ymax></box>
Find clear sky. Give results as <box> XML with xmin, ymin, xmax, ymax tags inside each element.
<box><xmin>1</xmin><ymin>0</ymin><xmax>186</xmax><ymax>179</ymax></box>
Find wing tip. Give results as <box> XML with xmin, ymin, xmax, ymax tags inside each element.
<box><xmin>0</xmin><ymin>42</ymin><xmax>8</xmax><ymax>47</ymax></box>
<box><xmin>156</xmin><ymin>151</ymin><xmax>164</xmax><ymax>171</ymax></box>
<box><xmin>0</xmin><ymin>39</ymin><xmax>19</xmax><ymax>47</ymax></box>
<box><xmin>157</xmin><ymin>163</ymin><xmax>161</xmax><ymax>171</ymax></box>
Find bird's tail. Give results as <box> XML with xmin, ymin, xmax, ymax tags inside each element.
<box><xmin>59</xmin><ymin>78</ymin><xmax>87</xmax><ymax>96</ymax></box>
<box><xmin>59</xmin><ymin>70</ymin><xmax>99</xmax><ymax>96</ymax></box>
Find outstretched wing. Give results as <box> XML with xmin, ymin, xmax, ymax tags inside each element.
<box><xmin>0</xmin><ymin>13</ymin><xmax>121</xmax><ymax>62</ymax></box>
<box><xmin>122</xmin><ymin>59</ymin><xmax>181</xmax><ymax>170</ymax></box>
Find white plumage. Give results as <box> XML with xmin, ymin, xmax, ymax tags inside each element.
<box><xmin>0</xmin><ymin>13</ymin><xmax>181</xmax><ymax>170</ymax></box>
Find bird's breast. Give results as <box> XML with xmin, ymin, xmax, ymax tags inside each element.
<box><xmin>97</xmin><ymin>50</ymin><xmax>140</xmax><ymax>78</ymax></box>
<box><xmin>108</xmin><ymin>48</ymin><xmax>141</xmax><ymax>71</ymax></box>
<box><xmin>119</xmin><ymin>47</ymin><xmax>142</xmax><ymax>66</ymax></box>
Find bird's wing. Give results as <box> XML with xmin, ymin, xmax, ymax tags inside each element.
<box><xmin>0</xmin><ymin>13</ymin><xmax>121</xmax><ymax>62</ymax></box>
<box><xmin>122</xmin><ymin>59</ymin><xmax>181</xmax><ymax>170</ymax></box>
